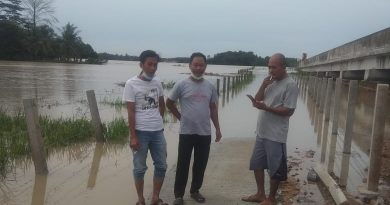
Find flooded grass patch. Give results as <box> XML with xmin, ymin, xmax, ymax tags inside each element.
<box><xmin>103</xmin><ymin>117</ymin><xmax>129</xmax><ymax>143</ymax></box>
<box><xmin>0</xmin><ymin>109</ymin><xmax>129</xmax><ymax>179</ymax></box>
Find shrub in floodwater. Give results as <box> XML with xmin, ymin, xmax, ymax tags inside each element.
<box><xmin>40</xmin><ymin>116</ymin><xmax>94</xmax><ymax>146</ymax></box>
<box><xmin>100</xmin><ymin>97</ymin><xmax>125</xmax><ymax>108</ymax></box>
<box><xmin>103</xmin><ymin>117</ymin><xmax>129</xmax><ymax>142</ymax></box>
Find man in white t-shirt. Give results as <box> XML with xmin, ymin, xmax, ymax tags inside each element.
<box><xmin>122</xmin><ymin>50</ymin><xmax>168</xmax><ymax>205</ymax></box>
<box><xmin>242</xmin><ymin>53</ymin><xmax>299</xmax><ymax>205</ymax></box>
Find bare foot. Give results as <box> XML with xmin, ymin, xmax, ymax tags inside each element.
<box><xmin>241</xmin><ymin>194</ymin><xmax>266</xmax><ymax>203</ymax></box>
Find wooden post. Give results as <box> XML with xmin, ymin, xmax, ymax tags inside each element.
<box><xmin>367</xmin><ymin>84</ymin><xmax>389</xmax><ymax>191</ymax></box>
<box><xmin>86</xmin><ymin>90</ymin><xmax>105</xmax><ymax>142</ymax></box>
<box><xmin>231</xmin><ymin>76</ymin><xmax>235</xmax><ymax>89</ymax></box>
<box><xmin>316</xmin><ymin>77</ymin><xmax>321</xmax><ymax>106</ymax></box>
<box><xmin>23</xmin><ymin>99</ymin><xmax>48</xmax><ymax>175</ymax></box>
<box><xmin>222</xmin><ymin>77</ymin><xmax>226</xmax><ymax>94</ymax></box>
<box><xmin>320</xmin><ymin>78</ymin><xmax>327</xmax><ymax>112</ymax></box>
<box><xmin>339</xmin><ymin>80</ymin><xmax>358</xmax><ymax>187</ymax></box>
<box><xmin>217</xmin><ymin>79</ymin><xmax>220</xmax><ymax>96</ymax></box>
<box><xmin>227</xmin><ymin>76</ymin><xmax>231</xmax><ymax>90</ymax></box>
<box><xmin>321</xmin><ymin>78</ymin><xmax>333</xmax><ymax>163</ymax></box>
<box><xmin>328</xmin><ymin>78</ymin><xmax>342</xmax><ymax>173</ymax></box>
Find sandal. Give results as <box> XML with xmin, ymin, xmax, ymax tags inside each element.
<box><xmin>150</xmin><ymin>199</ymin><xmax>168</xmax><ymax>205</ymax></box>
<box><xmin>173</xmin><ymin>197</ymin><xmax>184</xmax><ymax>205</ymax></box>
<box><xmin>190</xmin><ymin>192</ymin><xmax>206</xmax><ymax>203</ymax></box>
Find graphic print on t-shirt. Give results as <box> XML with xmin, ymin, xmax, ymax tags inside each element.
<box><xmin>190</xmin><ymin>91</ymin><xmax>207</xmax><ymax>102</ymax></box>
<box><xmin>142</xmin><ymin>88</ymin><xmax>159</xmax><ymax>110</ymax></box>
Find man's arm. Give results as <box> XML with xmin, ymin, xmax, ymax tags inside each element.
<box><xmin>127</xmin><ymin>102</ymin><xmax>139</xmax><ymax>151</ymax></box>
<box><xmin>166</xmin><ymin>98</ymin><xmax>181</xmax><ymax>120</ymax></box>
<box><xmin>210</xmin><ymin>102</ymin><xmax>222</xmax><ymax>142</ymax></box>
<box><xmin>255</xmin><ymin>76</ymin><xmax>273</xmax><ymax>101</ymax></box>
<box><xmin>254</xmin><ymin>102</ymin><xmax>295</xmax><ymax>117</ymax></box>
<box><xmin>159</xmin><ymin>96</ymin><xmax>165</xmax><ymax>117</ymax></box>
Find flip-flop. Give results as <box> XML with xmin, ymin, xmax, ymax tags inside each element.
<box><xmin>190</xmin><ymin>192</ymin><xmax>206</xmax><ymax>203</ymax></box>
<box><xmin>241</xmin><ymin>194</ymin><xmax>263</xmax><ymax>203</ymax></box>
<box><xmin>150</xmin><ymin>199</ymin><xmax>168</xmax><ymax>205</ymax></box>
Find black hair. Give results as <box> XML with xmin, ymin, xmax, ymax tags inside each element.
<box><xmin>190</xmin><ymin>52</ymin><xmax>207</xmax><ymax>64</ymax></box>
<box><xmin>139</xmin><ymin>50</ymin><xmax>160</xmax><ymax>63</ymax></box>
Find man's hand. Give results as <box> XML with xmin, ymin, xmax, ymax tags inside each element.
<box><xmin>215</xmin><ymin>129</ymin><xmax>222</xmax><ymax>142</ymax></box>
<box><xmin>130</xmin><ymin>136</ymin><xmax>140</xmax><ymax>152</ymax></box>
<box><xmin>261</xmin><ymin>76</ymin><xmax>274</xmax><ymax>88</ymax></box>
<box><xmin>253</xmin><ymin>100</ymin><xmax>267</xmax><ymax>110</ymax></box>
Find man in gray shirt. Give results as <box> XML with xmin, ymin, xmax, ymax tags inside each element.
<box><xmin>242</xmin><ymin>53</ymin><xmax>299</xmax><ymax>205</ymax></box>
<box><xmin>167</xmin><ymin>52</ymin><xmax>222</xmax><ymax>205</ymax></box>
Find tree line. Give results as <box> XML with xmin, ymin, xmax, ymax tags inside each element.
<box><xmin>0</xmin><ymin>0</ymin><xmax>99</xmax><ymax>63</ymax></box>
<box><xmin>99</xmin><ymin>51</ymin><xmax>298</xmax><ymax>67</ymax></box>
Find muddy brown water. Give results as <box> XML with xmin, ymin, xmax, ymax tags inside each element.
<box><xmin>0</xmin><ymin>61</ymin><xmax>389</xmax><ymax>204</ymax></box>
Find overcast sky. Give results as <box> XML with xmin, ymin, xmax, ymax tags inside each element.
<box><xmin>53</xmin><ymin>0</ymin><xmax>390</xmax><ymax>58</ymax></box>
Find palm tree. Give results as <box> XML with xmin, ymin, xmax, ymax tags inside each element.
<box><xmin>61</xmin><ymin>23</ymin><xmax>81</xmax><ymax>62</ymax></box>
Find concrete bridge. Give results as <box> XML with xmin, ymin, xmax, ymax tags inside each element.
<box><xmin>298</xmin><ymin>27</ymin><xmax>390</xmax><ymax>81</ymax></box>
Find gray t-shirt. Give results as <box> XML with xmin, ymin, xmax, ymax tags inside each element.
<box><xmin>256</xmin><ymin>76</ymin><xmax>299</xmax><ymax>143</ymax></box>
<box><xmin>168</xmin><ymin>78</ymin><xmax>218</xmax><ymax>135</ymax></box>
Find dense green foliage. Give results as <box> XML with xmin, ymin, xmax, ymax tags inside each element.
<box><xmin>0</xmin><ymin>0</ymin><xmax>99</xmax><ymax>62</ymax></box>
<box><xmin>100</xmin><ymin>51</ymin><xmax>298</xmax><ymax>67</ymax></box>
<box><xmin>98</xmin><ymin>52</ymin><xmax>138</xmax><ymax>61</ymax></box>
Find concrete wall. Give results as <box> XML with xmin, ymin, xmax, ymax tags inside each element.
<box><xmin>298</xmin><ymin>27</ymin><xmax>390</xmax><ymax>81</ymax></box>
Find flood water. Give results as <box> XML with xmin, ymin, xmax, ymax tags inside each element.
<box><xmin>0</xmin><ymin>61</ymin><xmax>389</xmax><ymax>204</ymax></box>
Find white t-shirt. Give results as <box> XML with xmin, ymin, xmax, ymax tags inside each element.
<box><xmin>122</xmin><ymin>76</ymin><xmax>164</xmax><ymax>131</ymax></box>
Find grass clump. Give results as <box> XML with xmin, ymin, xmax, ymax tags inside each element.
<box><xmin>103</xmin><ymin>117</ymin><xmax>129</xmax><ymax>143</ymax></box>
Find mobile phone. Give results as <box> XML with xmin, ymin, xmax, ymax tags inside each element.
<box><xmin>246</xmin><ymin>94</ymin><xmax>255</xmax><ymax>103</ymax></box>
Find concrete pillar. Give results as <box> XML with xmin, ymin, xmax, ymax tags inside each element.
<box><xmin>327</xmin><ymin>78</ymin><xmax>342</xmax><ymax>173</ymax></box>
<box><xmin>321</xmin><ymin>78</ymin><xmax>334</xmax><ymax>163</ymax></box>
<box><xmin>367</xmin><ymin>84</ymin><xmax>389</xmax><ymax>191</ymax></box>
<box><xmin>339</xmin><ymin>80</ymin><xmax>358</xmax><ymax>187</ymax></box>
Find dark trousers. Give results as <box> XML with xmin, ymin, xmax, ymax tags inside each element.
<box><xmin>174</xmin><ymin>134</ymin><xmax>211</xmax><ymax>198</ymax></box>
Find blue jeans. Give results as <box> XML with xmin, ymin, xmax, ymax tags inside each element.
<box><xmin>133</xmin><ymin>129</ymin><xmax>167</xmax><ymax>181</ymax></box>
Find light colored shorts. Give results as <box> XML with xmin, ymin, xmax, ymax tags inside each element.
<box><xmin>249</xmin><ymin>138</ymin><xmax>287</xmax><ymax>181</ymax></box>
<box><xmin>132</xmin><ymin>129</ymin><xmax>167</xmax><ymax>181</ymax></box>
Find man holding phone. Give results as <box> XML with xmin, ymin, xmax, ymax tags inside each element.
<box><xmin>242</xmin><ymin>53</ymin><xmax>299</xmax><ymax>205</ymax></box>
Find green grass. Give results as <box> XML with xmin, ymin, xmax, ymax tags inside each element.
<box><xmin>100</xmin><ymin>97</ymin><xmax>126</xmax><ymax>109</ymax></box>
<box><xmin>161</xmin><ymin>81</ymin><xmax>175</xmax><ymax>90</ymax></box>
<box><xmin>0</xmin><ymin>109</ymin><xmax>129</xmax><ymax>179</ymax></box>
<box><xmin>103</xmin><ymin>117</ymin><xmax>129</xmax><ymax>143</ymax></box>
